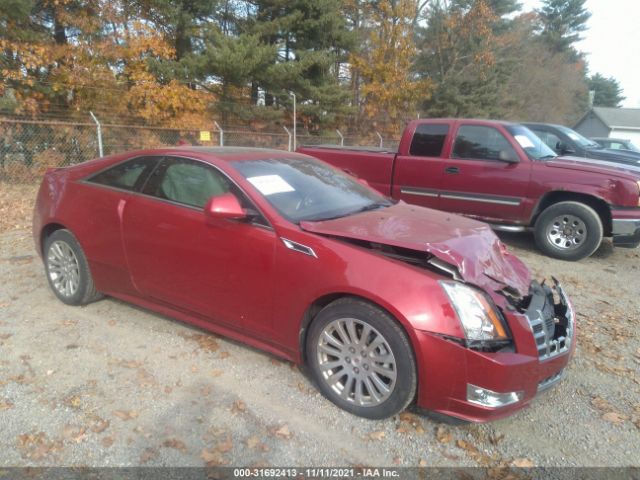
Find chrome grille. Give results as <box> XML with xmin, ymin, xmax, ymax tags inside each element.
<box><xmin>526</xmin><ymin>282</ymin><xmax>574</xmax><ymax>361</ymax></box>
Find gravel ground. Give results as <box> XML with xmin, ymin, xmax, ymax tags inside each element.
<box><xmin>0</xmin><ymin>191</ymin><xmax>639</xmax><ymax>469</ymax></box>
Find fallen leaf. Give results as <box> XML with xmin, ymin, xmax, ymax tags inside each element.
<box><xmin>511</xmin><ymin>458</ymin><xmax>535</xmax><ymax>468</ymax></box>
<box><xmin>246</xmin><ymin>436</ymin><xmax>260</xmax><ymax>449</ymax></box>
<box><xmin>65</xmin><ymin>395</ymin><xmax>81</xmax><ymax>408</ymax></box>
<box><xmin>189</xmin><ymin>334</ymin><xmax>219</xmax><ymax>352</ymax></box>
<box><xmin>163</xmin><ymin>438</ymin><xmax>187</xmax><ymax>452</ymax></box>
<box><xmin>218</xmin><ymin>351</ymin><xmax>230</xmax><ymax>359</ymax></box>
<box><xmin>140</xmin><ymin>448</ymin><xmax>158</xmax><ymax>464</ymax></box>
<box><xmin>231</xmin><ymin>400</ymin><xmax>246</xmax><ymax>414</ymax></box>
<box><xmin>0</xmin><ymin>333</ymin><xmax>12</xmax><ymax>340</ymax></box>
<box><xmin>101</xmin><ymin>436</ymin><xmax>114</xmax><ymax>448</ymax></box>
<box><xmin>367</xmin><ymin>430</ymin><xmax>385</xmax><ymax>441</ymax></box>
<box><xmin>164</xmin><ymin>386</ymin><xmax>173</xmax><ymax>394</ymax></box>
<box><xmin>602</xmin><ymin>411</ymin><xmax>628</xmax><ymax>425</ymax></box>
<box><xmin>436</xmin><ymin>426</ymin><xmax>452</xmax><ymax>444</ymax></box>
<box><xmin>113</xmin><ymin>410</ymin><xmax>139</xmax><ymax>421</ymax></box>
<box><xmin>90</xmin><ymin>419</ymin><xmax>110</xmax><ymax>434</ymax></box>
<box><xmin>201</xmin><ymin>386</ymin><xmax>212</xmax><ymax>396</ymax></box>
<box><xmin>210</xmin><ymin>369</ymin><xmax>224</xmax><ymax>377</ymax></box>
<box><xmin>16</xmin><ymin>432</ymin><xmax>63</xmax><ymax>460</ymax></box>
<box><xmin>216</xmin><ymin>435</ymin><xmax>233</xmax><ymax>453</ymax></box>
<box><xmin>0</xmin><ymin>399</ymin><xmax>14</xmax><ymax>410</ymax></box>
<box><xmin>200</xmin><ymin>448</ymin><xmax>229</xmax><ymax>466</ymax></box>
<box><xmin>419</xmin><ymin>459</ymin><xmax>428</xmax><ymax>467</ymax></box>
<box><xmin>274</xmin><ymin>425</ymin><xmax>293</xmax><ymax>439</ymax></box>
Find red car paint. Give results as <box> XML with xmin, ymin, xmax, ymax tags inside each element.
<box><xmin>298</xmin><ymin>118</ymin><xmax>640</xmax><ymax>248</ymax></box>
<box><xmin>33</xmin><ymin>147</ymin><xmax>574</xmax><ymax>422</ymax></box>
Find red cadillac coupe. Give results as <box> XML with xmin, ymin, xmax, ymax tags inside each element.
<box><xmin>33</xmin><ymin>147</ymin><xmax>575</xmax><ymax>421</ymax></box>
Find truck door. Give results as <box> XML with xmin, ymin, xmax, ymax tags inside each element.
<box><xmin>391</xmin><ymin>123</ymin><xmax>448</xmax><ymax>210</ymax></box>
<box><xmin>438</xmin><ymin>123</ymin><xmax>530</xmax><ymax>223</ymax></box>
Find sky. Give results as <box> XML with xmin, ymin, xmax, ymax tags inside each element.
<box><xmin>519</xmin><ymin>0</ymin><xmax>640</xmax><ymax>108</ymax></box>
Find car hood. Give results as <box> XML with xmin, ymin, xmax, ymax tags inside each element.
<box><xmin>300</xmin><ymin>202</ymin><xmax>531</xmax><ymax>297</ymax></box>
<box><xmin>546</xmin><ymin>156</ymin><xmax>640</xmax><ymax>179</ymax></box>
<box><xmin>588</xmin><ymin>147</ymin><xmax>640</xmax><ymax>161</ymax></box>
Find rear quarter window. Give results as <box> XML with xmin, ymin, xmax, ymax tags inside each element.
<box><xmin>409</xmin><ymin>124</ymin><xmax>449</xmax><ymax>157</ymax></box>
<box><xmin>88</xmin><ymin>157</ymin><xmax>156</xmax><ymax>191</ymax></box>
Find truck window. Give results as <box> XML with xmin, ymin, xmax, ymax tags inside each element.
<box><xmin>409</xmin><ymin>124</ymin><xmax>449</xmax><ymax>157</ymax></box>
<box><xmin>452</xmin><ymin>125</ymin><xmax>518</xmax><ymax>162</ymax></box>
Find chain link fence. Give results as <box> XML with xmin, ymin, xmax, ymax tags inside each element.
<box><xmin>0</xmin><ymin>117</ymin><xmax>399</xmax><ymax>183</ymax></box>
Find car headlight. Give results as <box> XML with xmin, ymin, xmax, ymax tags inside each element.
<box><xmin>440</xmin><ymin>281</ymin><xmax>509</xmax><ymax>342</ymax></box>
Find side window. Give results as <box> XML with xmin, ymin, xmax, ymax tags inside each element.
<box><xmin>88</xmin><ymin>157</ymin><xmax>157</xmax><ymax>191</ymax></box>
<box><xmin>143</xmin><ymin>157</ymin><xmax>230</xmax><ymax>209</ymax></box>
<box><xmin>544</xmin><ymin>132</ymin><xmax>562</xmax><ymax>152</ymax></box>
<box><xmin>409</xmin><ymin>124</ymin><xmax>449</xmax><ymax>157</ymax></box>
<box><xmin>452</xmin><ymin>125</ymin><xmax>518</xmax><ymax>161</ymax></box>
<box><xmin>141</xmin><ymin>157</ymin><xmax>270</xmax><ymax>226</ymax></box>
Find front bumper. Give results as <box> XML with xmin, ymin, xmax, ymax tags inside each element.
<box><xmin>415</xmin><ymin>280</ymin><xmax>575</xmax><ymax>422</ymax></box>
<box><xmin>612</xmin><ymin>217</ymin><xmax>640</xmax><ymax>248</ymax></box>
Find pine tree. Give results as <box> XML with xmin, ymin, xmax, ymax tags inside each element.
<box><xmin>588</xmin><ymin>73</ymin><xmax>625</xmax><ymax>108</ymax></box>
<box><xmin>537</xmin><ymin>0</ymin><xmax>591</xmax><ymax>54</ymax></box>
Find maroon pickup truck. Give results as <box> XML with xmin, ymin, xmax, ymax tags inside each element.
<box><xmin>298</xmin><ymin>119</ymin><xmax>640</xmax><ymax>261</ymax></box>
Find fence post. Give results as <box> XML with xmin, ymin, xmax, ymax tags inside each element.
<box><xmin>283</xmin><ymin>126</ymin><xmax>292</xmax><ymax>152</ymax></box>
<box><xmin>336</xmin><ymin>129</ymin><xmax>344</xmax><ymax>147</ymax></box>
<box><xmin>89</xmin><ymin>111</ymin><xmax>103</xmax><ymax>157</ymax></box>
<box><xmin>375</xmin><ymin>131</ymin><xmax>383</xmax><ymax>149</ymax></box>
<box><xmin>214</xmin><ymin>121</ymin><xmax>224</xmax><ymax>146</ymax></box>
<box><xmin>289</xmin><ymin>92</ymin><xmax>296</xmax><ymax>151</ymax></box>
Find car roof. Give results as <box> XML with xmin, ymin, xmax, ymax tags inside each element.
<box><xmin>520</xmin><ymin>122</ymin><xmax>564</xmax><ymax>129</ymax></box>
<box><xmin>119</xmin><ymin>146</ymin><xmax>311</xmax><ymax>163</ymax></box>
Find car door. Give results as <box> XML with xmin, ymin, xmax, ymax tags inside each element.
<box><xmin>121</xmin><ymin>156</ymin><xmax>277</xmax><ymax>336</ymax></box>
<box><xmin>391</xmin><ymin>122</ymin><xmax>448</xmax><ymax>209</ymax></box>
<box><xmin>79</xmin><ymin>156</ymin><xmax>160</xmax><ymax>294</ymax></box>
<box><xmin>438</xmin><ymin>123</ymin><xmax>530</xmax><ymax>223</ymax></box>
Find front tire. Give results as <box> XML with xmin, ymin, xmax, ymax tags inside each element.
<box><xmin>534</xmin><ymin>201</ymin><xmax>603</xmax><ymax>261</ymax></box>
<box><xmin>306</xmin><ymin>298</ymin><xmax>417</xmax><ymax>419</ymax></box>
<box><xmin>44</xmin><ymin>229</ymin><xmax>103</xmax><ymax>305</ymax></box>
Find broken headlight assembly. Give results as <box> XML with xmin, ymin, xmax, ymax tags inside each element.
<box><xmin>440</xmin><ymin>281</ymin><xmax>511</xmax><ymax>349</ymax></box>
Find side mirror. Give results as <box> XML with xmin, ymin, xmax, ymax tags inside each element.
<box><xmin>556</xmin><ymin>141</ymin><xmax>574</xmax><ymax>155</ymax></box>
<box><xmin>498</xmin><ymin>150</ymin><xmax>520</xmax><ymax>163</ymax></box>
<box><xmin>204</xmin><ymin>192</ymin><xmax>246</xmax><ymax>221</ymax></box>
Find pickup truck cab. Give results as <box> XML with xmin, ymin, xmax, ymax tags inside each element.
<box><xmin>298</xmin><ymin>119</ymin><xmax>640</xmax><ymax>261</ymax></box>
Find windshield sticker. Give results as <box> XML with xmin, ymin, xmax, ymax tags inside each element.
<box><xmin>514</xmin><ymin>135</ymin><xmax>535</xmax><ymax>149</ymax></box>
<box><xmin>247</xmin><ymin>175</ymin><xmax>295</xmax><ymax>195</ymax></box>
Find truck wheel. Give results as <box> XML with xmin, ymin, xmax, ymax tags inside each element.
<box><xmin>534</xmin><ymin>201</ymin><xmax>603</xmax><ymax>261</ymax></box>
<box><xmin>306</xmin><ymin>298</ymin><xmax>416</xmax><ymax>419</ymax></box>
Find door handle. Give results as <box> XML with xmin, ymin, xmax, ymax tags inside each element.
<box><xmin>445</xmin><ymin>166</ymin><xmax>459</xmax><ymax>174</ymax></box>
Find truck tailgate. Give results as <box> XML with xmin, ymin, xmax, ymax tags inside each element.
<box><xmin>297</xmin><ymin>146</ymin><xmax>396</xmax><ymax>196</ymax></box>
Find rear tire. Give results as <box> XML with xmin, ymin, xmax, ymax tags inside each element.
<box><xmin>44</xmin><ymin>229</ymin><xmax>103</xmax><ymax>305</ymax></box>
<box><xmin>306</xmin><ymin>298</ymin><xmax>416</xmax><ymax>419</ymax></box>
<box><xmin>534</xmin><ymin>201</ymin><xmax>603</xmax><ymax>261</ymax></box>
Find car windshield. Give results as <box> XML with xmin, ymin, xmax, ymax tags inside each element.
<box><xmin>231</xmin><ymin>156</ymin><xmax>393</xmax><ymax>222</ymax></box>
<box><xmin>507</xmin><ymin>125</ymin><xmax>557</xmax><ymax>160</ymax></box>
<box><xmin>558</xmin><ymin>126</ymin><xmax>600</xmax><ymax>148</ymax></box>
